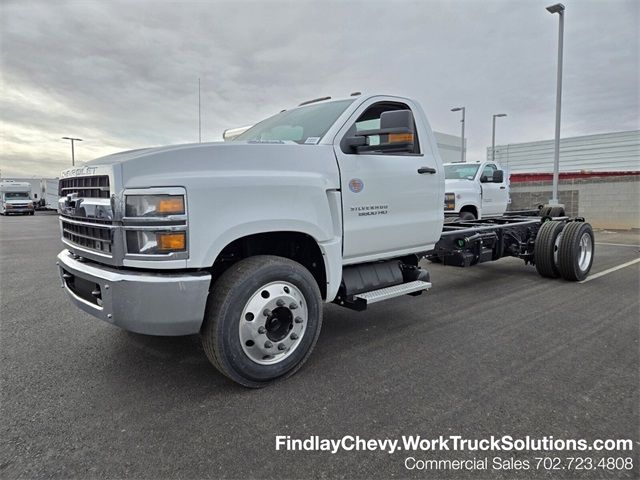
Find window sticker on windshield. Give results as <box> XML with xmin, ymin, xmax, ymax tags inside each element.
<box><xmin>304</xmin><ymin>137</ymin><xmax>320</xmax><ymax>144</ymax></box>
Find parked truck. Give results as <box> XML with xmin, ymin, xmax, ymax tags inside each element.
<box><xmin>444</xmin><ymin>161</ymin><xmax>510</xmax><ymax>220</ymax></box>
<box><xmin>41</xmin><ymin>178</ymin><xmax>60</xmax><ymax>210</ymax></box>
<box><xmin>56</xmin><ymin>94</ymin><xmax>595</xmax><ymax>387</ymax></box>
<box><xmin>0</xmin><ymin>181</ymin><xmax>35</xmax><ymax>215</ymax></box>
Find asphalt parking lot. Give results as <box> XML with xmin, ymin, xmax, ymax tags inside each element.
<box><xmin>1</xmin><ymin>212</ymin><xmax>639</xmax><ymax>479</ymax></box>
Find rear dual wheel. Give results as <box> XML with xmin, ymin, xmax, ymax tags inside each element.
<box><xmin>201</xmin><ymin>255</ymin><xmax>322</xmax><ymax>388</ymax></box>
<box><xmin>557</xmin><ymin>222</ymin><xmax>594</xmax><ymax>281</ymax></box>
<box><xmin>534</xmin><ymin>220</ymin><xmax>594</xmax><ymax>281</ymax></box>
<box><xmin>534</xmin><ymin>221</ymin><xmax>565</xmax><ymax>278</ymax></box>
<box><xmin>539</xmin><ymin>206</ymin><xmax>565</xmax><ymax>218</ymax></box>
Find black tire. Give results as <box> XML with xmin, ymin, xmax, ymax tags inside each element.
<box><xmin>539</xmin><ymin>206</ymin><xmax>552</xmax><ymax>217</ymax></box>
<box><xmin>534</xmin><ymin>220</ymin><xmax>565</xmax><ymax>278</ymax></box>
<box><xmin>458</xmin><ymin>211</ymin><xmax>476</xmax><ymax>221</ymax></box>
<box><xmin>29</xmin><ymin>211</ymin><xmax>35</xmax><ymax>216</ymax></box>
<box><xmin>557</xmin><ymin>222</ymin><xmax>595</xmax><ymax>281</ymax></box>
<box><xmin>548</xmin><ymin>206</ymin><xmax>565</xmax><ymax>217</ymax></box>
<box><xmin>201</xmin><ymin>255</ymin><xmax>322</xmax><ymax>388</ymax></box>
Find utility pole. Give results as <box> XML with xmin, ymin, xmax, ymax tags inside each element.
<box><xmin>450</xmin><ymin>107</ymin><xmax>466</xmax><ymax>162</ymax></box>
<box><xmin>547</xmin><ymin>3</ymin><xmax>565</xmax><ymax>205</ymax></box>
<box><xmin>62</xmin><ymin>137</ymin><xmax>82</xmax><ymax>166</ymax></box>
<box><xmin>491</xmin><ymin>113</ymin><xmax>507</xmax><ymax>163</ymax></box>
<box><xmin>198</xmin><ymin>78</ymin><xmax>202</xmax><ymax>143</ymax></box>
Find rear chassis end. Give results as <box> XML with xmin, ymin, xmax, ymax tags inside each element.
<box><xmin>426</xmin><ymin>213</ymin><xmax>594</xmax><ymax>282</ymax></box>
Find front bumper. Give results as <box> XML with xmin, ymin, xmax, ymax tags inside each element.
<box><xmin>57</xmin><ymin>249</ymin><xmax>211</xmax><ymax>335</ymax></box>
<box><xmin>5</xmin><ymin>206</ymin><xmax>33</xmax><ymax>213</ymax></box>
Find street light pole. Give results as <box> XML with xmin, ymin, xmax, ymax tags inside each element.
<box><xmin>451</xmin><ymin>107</ymin><xmax>466</xmax><ymax>162</ymax></box>
<box><xmin>491</xmin><ymin>113</ymin><xmax>507</xmax><ymax>163</ymax></box>
<box><xmin>547</xmin><ymin>3</ymin><xmax>565</xmax><ymax>205</ymax></box>
<box><xmin>62</xmin><ymin>137</ymin><xmax>83</xmax><ymax>166</ymax></box>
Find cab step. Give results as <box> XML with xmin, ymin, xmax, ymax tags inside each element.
<box><xmin>335</xmin><ymin>280</ymin><xmax>431</xmax><ymax>311</ymax></box>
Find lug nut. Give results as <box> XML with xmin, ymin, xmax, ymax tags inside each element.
<box><xmin>264</xmin><ymin>341</ymin><xmax>273</xmax><ymax>349</ymax></box>
<box><xmin>290</xmin><ymin>333</ymin><xmax>298</xmax><ymax>340</ymax></box>
<box><xmin>258</xmin><ymin>326</ymin><xmax>266</xmax><ymax>334</ymax></box>
<box><xmin>263</xmin><ymin>309</ymin><xmax>272</xmax><ymax>317</ymax></box>
<box><xmin>294</xmin><ymin>316</ymin><xmax>303</xmax><ymax>324</ymax></box>
<box><xmin>276</xmin><ymin>299</ymin><xmax>286</xmax><ymax>307</ymax></box>
<box><xmin>278</xmin><ymin>343</ymin><xmax>286</xmax><ymax>351</ymax></box>
<box><xmin>289</xmin><ymin>302</ymin><xmax>298</xmax><ymax>310</ymax></box>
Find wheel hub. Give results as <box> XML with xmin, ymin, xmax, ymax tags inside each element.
<box><xmin>265</xmin><ymin>307</ymin><xmax>293</xmax><ymax>342</ymax></box>
<box><xmin>578</xmin><ymin>232</ymin><xmax>593</xmax><ymax>272</ymax></box>
<box><xmin>239</xmin><ymin>281</ymin><xmax>308</xmax><ymax>365</ymax></box>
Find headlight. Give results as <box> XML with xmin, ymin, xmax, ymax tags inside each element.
<box><xmin>125</xmin><ymin>194</ymin><xmax>185</xmax><ymax>217</ymax></box>
<box><xmin>126</xmin><ymin>230</ymin><xmax>186</xmax><ymax>254</ymax></box>
<box><xmin>444</xmin><ymin>192</ymin><xmax>455</xmax><ymax>211</ymax></box>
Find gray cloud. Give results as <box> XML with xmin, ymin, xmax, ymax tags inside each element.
<box><xmin>1</xmin><ymin>0</ymin><xmax>638</xmax><ymax>177</ymax></box>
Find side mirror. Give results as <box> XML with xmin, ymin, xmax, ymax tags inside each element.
<box><xmin>345</xmin><ymin>110</ymin><xmax>416</xmax><ymax>154</ymax></box>
<box><xmin>480</xmin><ymin>175</ymin><xmax>489</xmax><ymax>183</ymax></box>
<box><xmin>493</xmin><ymin>170</ymin><xmax>504</xmax><ymax>183</ymax></box>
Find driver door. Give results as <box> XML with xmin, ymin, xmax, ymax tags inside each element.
<box><xmin>480</xmin><ymin>163</ymin><xmax>505</xmax><ymax>216</ymax></box>
<box><xmin>333</xmin><ymin>99</ymin><xmax>443</xmax><ymax>263</ymax></box>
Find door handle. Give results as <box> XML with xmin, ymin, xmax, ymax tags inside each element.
<box><xmin>417</xmin><ymin>167</ymin><xmax>436</xmax><ymax>174</ymax></box>
<box><xmin>500</xmin><ymin>186</ymin><xmax>506</xmax><ymax>189</ymax></box>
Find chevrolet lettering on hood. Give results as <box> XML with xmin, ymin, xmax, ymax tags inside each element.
<box><xmin>61</xmin><ymin>165</ymin><xmax>99</xmax><ymax>178</ymax></box>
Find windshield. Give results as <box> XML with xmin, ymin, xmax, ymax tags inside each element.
<box><xmin>444</xmin><ymin>164</ymin><xmax>480</xmax><ymax>180</ymax></box>
<box><xmin>5</xmin><ymin>192</ymin><xmax>30</xmax><ymax>199</ymax></box>
<box><xmin>235</xmin><ymin>99</ymin><xmax>354</xmax><ymax>144</ymax></box>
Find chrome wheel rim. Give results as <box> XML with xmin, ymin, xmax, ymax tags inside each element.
<box><xmin>578</xmin><ymin>232</ymin><xmax>593</xmax><ymax>272</ymax></box>
<box><xmin>239</xmin><ymin>281</ymin><xmax>307</xmax><ymax>365</ymax></box>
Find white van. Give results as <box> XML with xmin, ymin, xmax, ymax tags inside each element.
<box><xmin>0</xmin><ymin>181</ymin><xmax>35</xmax><ymax>215</ymax></box>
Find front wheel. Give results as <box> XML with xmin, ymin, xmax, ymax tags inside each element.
<box><xmin>201</xmin><ymin>255</ymin><xmax>323</xmax><ymax>388</ymax></box>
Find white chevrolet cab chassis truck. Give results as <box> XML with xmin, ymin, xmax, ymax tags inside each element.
<box><xmin>57</xmin><ymin>94</ymin><xmax>595</xmax><ymax>387</ymax></box>
<box><xmin>443</xmin><ymin>160</ymin><xmax>510</xmax><ymax>220</ymax></box>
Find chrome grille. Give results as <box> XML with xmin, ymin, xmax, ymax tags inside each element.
<box><xmin>61</xmin><ymin>219</ymin><xmax>113</xmax><ymax>254</ymax></box>
<box><xmin>59</xmin><ymin>176</ymin><xmax>110</xmax><ymax>198</ymax></box>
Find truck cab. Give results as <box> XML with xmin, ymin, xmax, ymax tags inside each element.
<box><xmin>55</xmin><ymin>93</ymin><xmax>446</xmax><ymax>386</ymax></box>
<box><xmin>443</xmin><ymin>161</ymin><xmax>509</xmax><ymax>220</ymax></box>
<box><xmin>0</xmin><ymin>181</ymin><xmax>35</xmax><ymax>215</ymax></box>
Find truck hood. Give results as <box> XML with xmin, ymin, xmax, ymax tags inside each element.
<box><xmin>444</xmin><ymin>178</ymin><xmax>477</xmax><ymax>192</ymax></box>
<box><xmin>80</xmin><ymin>141</ymin><xmax>340</xmax><ymax>191</ymax></box>
<box><xmin>85</xmin><ymin>141</ymin><xmax>298</xmax><ymax>167</ymax></box>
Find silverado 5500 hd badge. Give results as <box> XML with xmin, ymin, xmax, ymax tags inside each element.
<box><xmin>350</xmin><ymin>204</ymin><xmax>389</xmax><ymax>216</ymax></box>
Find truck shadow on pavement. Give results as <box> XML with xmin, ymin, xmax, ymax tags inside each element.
<box><xmin>102</xmin><ymin>256</ymin><xmax>590</xmax><ymax>395</ymax></box>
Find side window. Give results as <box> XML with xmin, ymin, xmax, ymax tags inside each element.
<box><xmin>355</xmin><ymin>118</ymin><xmax>381</xmax><ymax>146</ymax></box>
<box><xmin>344</xmin><ymin>102</ymin><xmax>420</xmax><ymax>154</ymax></box>
<box><xmin>481</xmin><ymin>164</ymin><xmax>497</xmax><ymax>180</ymax></box>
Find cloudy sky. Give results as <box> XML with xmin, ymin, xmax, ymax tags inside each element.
<box><xmin>1</xmin><ymin>0</ymin><xmax>638</xmax><ymax>178</ymax></box>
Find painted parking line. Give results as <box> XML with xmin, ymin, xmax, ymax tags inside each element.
<box><xmin>581</xmin><ymin>257</ymin><xmax>640</xmax><ymax>283</ymax></box>
<box><xmin>595</xmin><ymin>242</ymin><xmax>640</xmax><ymax>248</ymax></box>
